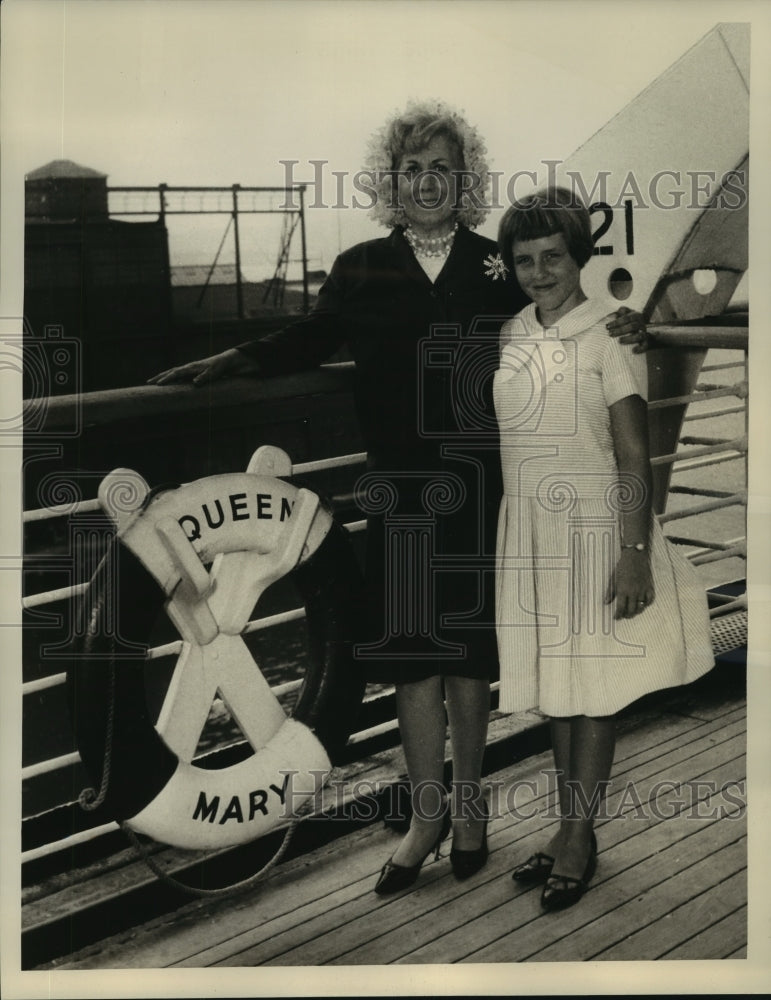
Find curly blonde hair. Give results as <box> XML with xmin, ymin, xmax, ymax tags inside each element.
<box><xmin>363</xmin><ymin>98</ymin><xmax>491</xmax><ymax>229</ymax></box>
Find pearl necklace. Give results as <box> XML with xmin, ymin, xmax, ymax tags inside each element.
<box><xmin>404</xmin><ymin>222</ymin><xmax>458</xmax><ymax>258</ymax></box>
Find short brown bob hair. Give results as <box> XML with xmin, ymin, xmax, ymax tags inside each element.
<box><xmin>498</xmin><ymin>186</ymin><xmax>594</xmax><ymax>276</ymax></box>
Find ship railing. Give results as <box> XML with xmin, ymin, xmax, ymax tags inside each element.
<box><xmin>20</xmin><ymin>324</ymin><xmax>748</xmax><ymax>864</ymax></box>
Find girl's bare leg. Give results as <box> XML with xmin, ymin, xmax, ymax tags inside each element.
<box><xmin>551</xmin><ymin>714</ymin><xmax>616</xmax><ymax>879</ymax></box>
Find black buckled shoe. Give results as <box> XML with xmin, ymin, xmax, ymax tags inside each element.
<box><xmin>511</xmin><ymin>850</ymin><xmax>555</xmax><ymax>885</ymax></box>
<box><xmin>541</xmin><ymin>833</ymin><xmax>597</xmax><ymax>912</ymax></box>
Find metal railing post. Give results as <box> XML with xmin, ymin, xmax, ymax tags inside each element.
<box><xmin>232</xmin><ymin>184</ymin><xmax>243</xmax><ymax>319</ymax></box>
<box><xmin>299</xmin><ymin>185</ymin><xmax>309</xmax><ymax>314</ymax></box>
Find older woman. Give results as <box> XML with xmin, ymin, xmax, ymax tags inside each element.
<box><xmin>149</xmin><ymin>101</ymin><xmax>645</xmax><ymax>894</ymax></box>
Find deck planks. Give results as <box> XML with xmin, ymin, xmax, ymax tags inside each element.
<box><xmin>521</xmin><ymin>829</ymin><xmax>746</xmax><ymax>963</ymax></box>
<box><xmin>45</xmin><ymin>692</ymin><xmax>747</xmax><ymax>968</ymax></box>
<box><xmin>400</xmin><ymin>786</ymin><xmax>744</xmax><ymax>965</ymax></box>
<box><xmin>664</xmin><ymin>904</ymin><xmax>747</xmax><ymax>960</ymax></box>
<box><xmin>597</xmin><ymin>869</ymin><xmax>747</xmax><ymax>961</ymax></box>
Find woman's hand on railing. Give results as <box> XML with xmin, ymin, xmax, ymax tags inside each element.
<box><xmin>147</xmin><ymin>348</ymin><xmax>260</xmax><ymax>387</ymax></box>
<box><xmin>606</xmin><ymin>307</ymin><xmax>649</xmax><ymax>353</ymax></box>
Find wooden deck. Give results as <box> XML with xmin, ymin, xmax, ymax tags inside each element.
<box><xmin>43</xmin><ymin>683</ymin><xmax>746</xmax><ymax>970</ymax></box>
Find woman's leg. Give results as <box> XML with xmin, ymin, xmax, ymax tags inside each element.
<box><xmin>445</xmin><ymin>675</ymin><xmax>490</xmax><ymax>850</ymax></box>
<box><xmin>545</xmin><ymin>716</ymin><xmax>573</xmax><ymax>856</ymax></box>
<box><xmin>550</xmin><ymin>714</ymin><xmax>616</xmax><ymax>879</ymax></box>
<box><xmin>391</xmin><ymin>675</ymin><xmax>448</xmax><ymax>867</ymax></box>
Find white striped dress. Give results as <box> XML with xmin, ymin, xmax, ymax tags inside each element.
<box><xmin>494</xmin><ymin>298</ymin><xmax>714</xmax><ymax>717</ymax></box>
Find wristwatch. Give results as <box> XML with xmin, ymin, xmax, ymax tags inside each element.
<box><xmin>621</xmin><ymin>541</ymin><xmax>648</xmax><ymax>552</ymax></box>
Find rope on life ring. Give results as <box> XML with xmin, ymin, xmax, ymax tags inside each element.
<box><xmin>67</xmin><ymin>446</ymin><xmax>366</xmax><ymax>870</ymax></box>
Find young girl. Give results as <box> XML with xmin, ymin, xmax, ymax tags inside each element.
<box><xmin>494</xmin><ymin>187</ymin><xmax>714</xmax><ymax>911</ymax></box>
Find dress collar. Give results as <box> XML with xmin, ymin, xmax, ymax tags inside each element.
<box><xmin>515</xmin><ymin>298</ymin><xmax>617</xmax><ymax>340</ymax></box>
<box><xmin>498</xmin><ymin>297</ymin><xmax>618</xmax><ymax>387</ymax></box>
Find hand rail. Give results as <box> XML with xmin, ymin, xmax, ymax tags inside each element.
<box><xmin>19</xmin><ymin>327</ymin><xmax>748</xmax><ymax>856</ymax></box>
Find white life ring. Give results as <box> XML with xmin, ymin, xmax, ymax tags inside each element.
<box><xmin>67</xmin><ymin>447</ymin><xmax>365</xmax><ymax>850</ymax></box>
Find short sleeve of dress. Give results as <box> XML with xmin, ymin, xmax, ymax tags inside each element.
<box><xmin>602</xmin><ymin>333</ymin><xmax>648</xmax><ymax>407</ymax></box>
<box><xmin>499</xmin><ymin>315</ymin><xmax>521</xmax><ymax>356</ymax></box>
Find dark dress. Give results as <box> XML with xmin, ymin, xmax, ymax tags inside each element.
<box><xmin>238</xmin><ymin>224</ymin><xmax>529</xmax><ymax>683</ymax></box>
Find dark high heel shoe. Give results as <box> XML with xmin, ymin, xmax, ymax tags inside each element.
<box><xmin>541</xmin><ymin>832</ymin><xmax>597</xmax><ymax>912</ymax></box>
<box><xmin>450</xmin><ymin>800</ymin><xmax>489</xmax><ymax>880</ymax></box>
<box><xmin>511</xmin><ymin>850</ymin><xmax>554</xmax><ymax>885</ymax></box>
<box><xmin>374</xmin><ymin>811</ymin><xmax>451</xmax><ymax>895</ymax></box>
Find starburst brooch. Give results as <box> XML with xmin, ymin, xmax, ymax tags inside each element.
<box><xmin>484</xmin><ymin>253</ymin><xmax>508</xmax><ymax>280</ymax></box>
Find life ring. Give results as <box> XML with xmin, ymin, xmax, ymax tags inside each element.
<box><xmin>66</xmin><ymin>446</ymin><xmax>366</xmax><ymax>850</ymax></box>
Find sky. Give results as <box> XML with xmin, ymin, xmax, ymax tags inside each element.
<box><xmin>3</xmin><ymin>0</ymin><xmax>769</xmax><ymax>281</ymax></box>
